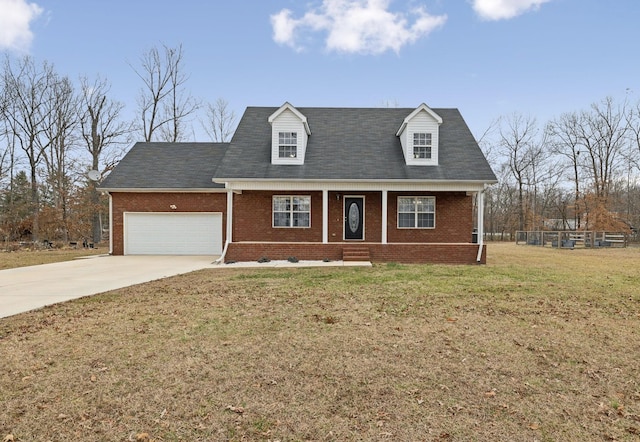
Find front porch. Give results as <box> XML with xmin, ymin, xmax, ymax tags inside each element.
<box><xmin>222</xmin><ymin>184</ymin><xmax>488</xmax><ymax>265</ymax></box>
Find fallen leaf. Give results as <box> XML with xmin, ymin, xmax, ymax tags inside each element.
<box><xmin>225</xmin><ymin>405</ymin><xmax>245</xmax><ymax>414</ymax></box>
<box><xmin>446</xmin><ymin>317</ymin><xmax>458</xmax><ymax>322</ymax></box>
<box><xmin>484</xmin><ymin>390</ymin><xmax>496</xmax><ymax>397</ymax></box>
<box><xmin>529</xmin><ymin>423</ymin><xmax>540</xmax><ymax>430</ymax></box>
<box><xmin>4</xmin><ymin>435</ymin><xmax>14</xmax><ymax>442</ymax></box>
<box><xmin>136</xmin><ymin>433</ymin><xmax>150</xmax><ymax>442</ymax></box>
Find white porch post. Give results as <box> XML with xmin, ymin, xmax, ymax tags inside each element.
<box><xmin>108</xmin><ymin>193</ymin><xmax>113</xmax><ymax>254</ymax></box>
<box><xmin>322</xmin><ymin>189</ymin><xmax>329</xmax><ymax>243</ymax></box>
<box><xmin>227</xmin><ymin>190</ymin><xmax>233</xmax><ymax>243</ymax></box>
<box><xmin>476</xmin><ymin>189</ymin><xmax>485</xmax><ymax>263</ymax></box>
<box><xmin>381</xmin><ymin>190</ymin><xmax>388</xmax><ymax>244</ymax></box>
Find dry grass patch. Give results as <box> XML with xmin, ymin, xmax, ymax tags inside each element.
<box><xmin>0</xmin><ymin>247</ymin><xmax>104</xmax><ymax>270</ymax></box>
<box><xmin>1</xmin><ymin>243</ymin><xmax>640</xmax><ymax>441</ymax></box>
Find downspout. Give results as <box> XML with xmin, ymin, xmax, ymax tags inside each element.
<box><xmin>215</xmin><ymin>189</ymin><xmax>234</xmax><ymax>265</ymax></box>
<box><xmin>476</xmin><ymin>185</ymin><xmax>487</xmax><ymax>263</ymax></box>
<box><xmin>215</xmin><ymin>239</ymin><xmax>231</xmax><ymax>265</ymax></box>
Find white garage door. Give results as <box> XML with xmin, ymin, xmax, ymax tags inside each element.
<box><xmin>124</xmin><ymin>212</ymin><xmax>223</xmax><ymax>255</ymax></box>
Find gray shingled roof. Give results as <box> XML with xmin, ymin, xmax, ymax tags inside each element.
<box><xmin>99</xmin><ymin>107</ymin><xmax>497</xmax><ymax>190</ymax></box>
<box><xmin>214</xmin><ymin>107</ymin><xmax>497</xmax><ymax>182</ymax></box>
<box><xmin>99</xmin><ymin>142</ymin><xmax>228</xmax><ymax>190</ymax></box>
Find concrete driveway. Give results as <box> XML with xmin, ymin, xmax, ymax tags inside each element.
<box><xmin>0</xmin><ymin>255</ymin><xmax>217</xmax><ymax>319</ymax></box>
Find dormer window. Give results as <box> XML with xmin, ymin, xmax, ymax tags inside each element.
<box><xmin>279</xmin><ymin>132</ymin><xmax>298</xmax><ymax>158</ymax></box>
<box><xmin>397</xmin><ymin>104</ymin><xmax>442</xmax><ymax>166</ymax></box>
<box><xmin>269</xmin><ymin>103</ymin><xmax>311</xmax><ymax>165</ymax></box>
<box><xmin>413</xmin><ymin>133</ymin><xmax>432</xmax><ymax>159</ymax></box>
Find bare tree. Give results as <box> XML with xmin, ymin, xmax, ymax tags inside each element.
<box><xmin>78</xmin><ymin>75</ymin><xmax>131</xmax><ymax>243</ymax></box>
<box><xmin>202</xmin><ymin>98</ymin><xmax>237</xmax><ymax>142</ymax></box>
<box><xmin>626</xmin><ymin>99</ymin><xmax>640</xmax><ymax>171</ymax></box>
<box><xmin>41</xmin><ymin>74</ymin><xmax>78</xmax><ymax>242</ymax></box>
<box><xmin>498</xmin><ymin>113</ymin><xmax>545</xmax><ymax>231</ymax></box>
<box><xmin>577</xmin><ymin>97</ymin><xmax>629</xmax><ymax>199</ymax></box>
<box><xmin>131</xmin><ymin>43</ymin><xmax>199</xmax><ymax>142</ymax></box>
<box><xmin>1</xmin><ymin>55</ymin><xmax>57</xmax><ymax>242</ymax></box>
<box><xmin>547</xmin><ymin>112</ymin><xmax>585</xmax><ymax>227</ymax></box>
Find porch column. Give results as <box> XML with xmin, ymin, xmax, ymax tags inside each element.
<box><xmin>381</xmin><ymin>190</ymin><xmax>388</xmax><ymax>244</ymax></box>
<box><xmin>476</xmin><ymin>189</ymin><xmax>485</xmax><ymax>262</ymax></box>
<box><xmin>226</xmin><ymin>190</ymin><xmax>233</xmax><ymax>243</ymax></box>
<box><xmin>322</xmin><ymin>189</ymin><xmax>328</xmax><ymax>243</ymax></box>
<box><xmin>108</xmin><ymin>193</ymin><xmax>113</xmax><ymax>254</ymax></box>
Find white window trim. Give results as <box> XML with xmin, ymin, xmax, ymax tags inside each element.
<box><xmin>278</xmin><ymin>132</ymin><xmax>298</xmax><ymax>159</ymax></box>
<box><xmin>412</xmin><ymin>132</ymin><xmax>432</xmax><ymax>160</ymax></box>
<box><xmin>397</xmin><ymin>196</ymin><xmax>436</xmax><ymax>229</ymax></box>
<box><xmin>272</xmin><ymin>195</ymin><xmax>311</xmax><ymax>228</ymax></box>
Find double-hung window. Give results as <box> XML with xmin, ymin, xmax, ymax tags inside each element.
<box><xmin>398</xmin><ymin>196</ymin><xmax>435</xmax><ymax>228</ymax></box>
<box><xmin>413</xmin><ymin>133</ymin><xmax>432</xmax><ymax>159</ymax></box>
<box><xmin>278</xmin><ymin>132</ymin><xmax>298</xmax><ymax>158</ymax></box>
<box><xmin>273</xmin><ymin>196</ymin><xmax>310</xmax><ymax>228</ymax></box>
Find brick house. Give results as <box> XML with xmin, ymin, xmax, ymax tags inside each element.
<box><xmin>99</xmin><ymin>103</ymin><xmax>497</xmax><ymax>264</ymax></box>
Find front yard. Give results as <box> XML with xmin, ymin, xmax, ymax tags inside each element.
<box><xmin>1</xmin><ymin>243</ymin><xmax>639</xmax><ymax>441</ymax></box>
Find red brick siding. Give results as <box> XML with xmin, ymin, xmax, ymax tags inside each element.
<box><xmin>369</xmin><ymin>243</ymin><xmax>485</xmax><ymax>264</ymax></box>
<box><xmin>387</xmin><ymin>192</ymin><xmax>473</xmax><ymax>243</ymax></box>
<box><xmin>110</xmin><ymin>190</ymin><xmax>482</xmax><ymax>264</ymax></box>
<box><xmin>328</xmin><ymin>192</ymin><xmax>382</xmax><ymax>242</ymax></box>
<box><xmin>232</xmin><ymin>191</ymin><xmax>471</xmax><ymax>244</ymax></box>
<box><xmin>232</xmin><ymin>191</ymin><xmax>323</xmax><ymax>242</ymax></box>
<box><xmin>226</xmin><ymin>243</ymin><xmax>486</xmax><ymax>264</ymax></box>
<box><xmin>110</xmin><ymin>192</ymin><xmax>227</xmax><ymax>255</ymax></box>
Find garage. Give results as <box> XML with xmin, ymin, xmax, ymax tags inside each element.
<box><xmin>124</xmin><ymin>212</ymin><xmax>223</xmax><ymax>255</ymax></box>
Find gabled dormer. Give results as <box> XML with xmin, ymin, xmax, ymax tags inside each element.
<box><xmin>396</xmin><ymin>103</ymin><xmax>442</xmax><ymax>166</ymax></box>
<box><xmin>268</xmin><ymin>102</ymin><xmax>311</xmax><ymax>165</ymax></box>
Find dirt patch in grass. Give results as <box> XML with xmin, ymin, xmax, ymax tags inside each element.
<box><xmin>1</xmin><ymin>243</ymin><xmax>640</xmax><ymax>441</ymax></box>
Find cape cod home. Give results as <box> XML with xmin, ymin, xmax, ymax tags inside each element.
<box><xmin>98</xmin><ymin>103</ymin><xmax>497</xmax><ymax>264</ymax></box>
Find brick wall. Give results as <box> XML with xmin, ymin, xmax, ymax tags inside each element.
<box><xmin>110</xmin><ymin>190</ymin><xmax>481</xmax><ymax>263</ymax></box>
<box><xmin>328</xmin><ymin>192</ymin><xmax>382</xmax><ymax>242</ymax></box>
<box><xmin>233</xmin><ymin>191</ymin><xmax>471</xmax><ymax>244</ymax></box>
<box><xmin>110</xmin><ymin>192</ymin><xmax>227</xmax><ymax>255</ymax></box>
<box><xmin>387</xmin><ymin>192</ymin><xmax>473</xmax><ymax>243</ymax></box>
<box><xmin>232</xmin><ymin>191</ymin><xmax>323</xmax><ymax>242</ymax></box>
<box><xmin>226</xmin><ymin>243</ymin><xmax>486</xmax><ymax>264</ymax></box>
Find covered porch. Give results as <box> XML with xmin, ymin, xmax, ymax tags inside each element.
<box><xmin>218</xmin><ymin>181</ymin><xmax>489</xmax><ymax>264</ymax></box>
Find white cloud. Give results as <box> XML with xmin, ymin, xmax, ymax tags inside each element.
<box><xmin>270</xmin><ymin>0</ymin><xmax>447</xmax><ymax>55</ymax></box>
<box><xmin>0</xmin><ymin>0</ymin><xmax>43</xmax><ymax>51</ymax></box>
<box><xmin>472</xmin><ymin>0</ymin><xmax>552</xmax><ymax>21</ymax></box>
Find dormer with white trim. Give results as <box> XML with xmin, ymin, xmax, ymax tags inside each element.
<box><xmin>268</xmin><ymin>102</ymin><xmax>311</xmax><ymax>165</ymax></box>
<box><xmin>396</xmin><ymin>103</ymin><xmax>442</xmax><ymax>166</ymax></box>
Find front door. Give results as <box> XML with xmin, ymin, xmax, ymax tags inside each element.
<box><xmin>344</xmin><ymin>196</ymin><xmax>364</xmax><ymax>240</ymax></box>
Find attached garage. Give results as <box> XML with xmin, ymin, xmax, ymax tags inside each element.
<box><xmin>124</xmin><ymin>212</ymin><xmax>223</xmax><ymax>255</ymax></box>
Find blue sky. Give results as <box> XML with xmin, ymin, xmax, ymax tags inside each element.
<box><xmin>1</xmin><ymin>0</ymin><xmax>639</xmax><ymax>140</ymax></box>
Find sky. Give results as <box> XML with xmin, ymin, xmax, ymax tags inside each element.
<box><xmin>1</xmin><ymin>0</ymin><xmax>639</xmax><ymax>141</ymax></box>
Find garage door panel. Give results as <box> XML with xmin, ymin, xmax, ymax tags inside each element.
<box><xmin>125</xmin><ymin>213</ymin><xmax>222</xmax><ymax>255</ymax></box>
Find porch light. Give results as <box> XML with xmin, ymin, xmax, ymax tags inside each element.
<box><xmin>170</xmin><ymin>204</ymin><xmax>177</xmax><ymax>210</ymax></box>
